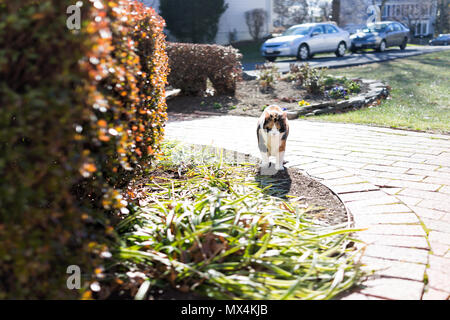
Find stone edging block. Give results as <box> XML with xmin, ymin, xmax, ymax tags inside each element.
<box><xmin>286</xmin><ymin>79</ymin><xmax>390</xmax><ymax>120</ymax></box>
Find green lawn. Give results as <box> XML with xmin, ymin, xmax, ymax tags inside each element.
<box><xmin>311</xmin><ymin>50</ymin><xmax>450</xmax><ymax>134</ymax></box>
<box><xmin>231</xmin><ymin>40</ymin><xmax>265</xmax><ymax>64</ymax></box>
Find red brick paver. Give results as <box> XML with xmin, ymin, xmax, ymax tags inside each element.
<box><xmin>166</xmin><ymin>116</ymin><xmax>450</xmax><ymax>300</ymax></box>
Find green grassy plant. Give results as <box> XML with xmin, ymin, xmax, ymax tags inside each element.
<box><xmin>114</xmin><ymin>143</ymin><xmax>364</xmax><ymax>300</ymax></box>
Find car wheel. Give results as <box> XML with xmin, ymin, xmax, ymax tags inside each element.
<box><xmin>266</xmin><ymin>57</ymin><xmax>276</xmax><ymax>62</ymax></box>
<box><xmin>335</xmin><ymin>42</ymin><xmax>347</xmax><ymax>57</ymax></box>
<box><xmin>297</xmin><ymin>44</ymin><xmax>309</xmax><ymax>61</ymax></box>
<box><xmin>400</xmin><ymin>38</ymin><xmax>407</xmax><ymax>50</ymax></box>
<box><xmin>377</xmin><ymin>40</ymin><xmax>386</xmax><ymax>52</ymax></box>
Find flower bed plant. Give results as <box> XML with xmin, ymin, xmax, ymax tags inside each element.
<box><xmin>256</xmin><ymin>63</ymin><xmax>280</xmax><ymax>92</ymax></box>
<box><xmin>327</xmin><ymin>86</ymin><xmax>349</xmax><ymax>99</ymax></box>
<box><xmin>286</xmin><ymin>63</ymin><xmax>327</xmax><ymax>95</ymax></box>
<box><xmin>324</xmin><ymin>77</ymin><xmax>362</xmax><ymax>100</ymax></box>
<box><xmin>111</xmin><ymin>143</ymin><xmax>363</xmax><ymax>300</ymax></box>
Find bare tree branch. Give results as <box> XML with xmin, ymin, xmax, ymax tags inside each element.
<box><xmin>274</xmin><ymin>0</ymin><xmax>309</xmax><ymax>26</ymax></box>
<box><xmin>245</xmin><ymin>9</ymin><xmax>268</xmax><ymax>41</ymax></box>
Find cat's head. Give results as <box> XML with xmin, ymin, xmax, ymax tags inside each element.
<box><xmin>263</xmin><ymin>107</ymin><xmax>287</xmax><ymax>132</ymax></box>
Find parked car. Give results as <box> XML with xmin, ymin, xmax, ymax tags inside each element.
<box><xmin>350</xmin><ymin>21</ymin><xmax>410</xmax><ymax>53</ymax></box>
<box><xmin>429</xmin><ymin>34</ymin><xmax>450</xmax><ymax>46</ymax></box>
<box><xmin>343</xmin><ymin>24</ymin><xmax>366</xmax><ymax>35</ymax></box>
<box><xmin>261</xmin><ymin>22</ymin><xmax>351</xmax><ymax>61</ymax></box>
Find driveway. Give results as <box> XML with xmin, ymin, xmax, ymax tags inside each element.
<box><xmin>243</xmin><ymin>45</ymin><xmax>450</xmax><ymax>74</ymax></box>
<box><xmin>166</xmin><ymin>116</ymin><xmax>450</xmax><ymax>300</ymax></box>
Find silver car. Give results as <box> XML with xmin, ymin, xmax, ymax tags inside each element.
<box><xmin>261</xmin><ymin>23</ymin><xmax>351</xmax><ymax>61</ymax></box>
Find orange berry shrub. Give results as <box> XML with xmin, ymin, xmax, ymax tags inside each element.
<box><xmin>0</xmin><ymin>0</ymin><xmax>168</xmax><ymax>299</ymax></box>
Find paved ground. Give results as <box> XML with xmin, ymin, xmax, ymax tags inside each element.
<box><xmin>243</xmin><ymin>45</ymin><xmax>450</xmax><ymax>74</ymax></box>
<box><xmin>166</xmin><ymin>116</ymin><xmax>450</xmax><ymax>300</ymax></box>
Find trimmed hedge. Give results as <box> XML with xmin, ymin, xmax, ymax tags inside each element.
<box><xmin>166</xmin><ymin>42</ymin><xmax>242</xmax><ymax>96</ymax></box>
<box><xmin>0</xmin><ymin>0</ymin><xmax>168</xmax><ymax>299</ymax></box>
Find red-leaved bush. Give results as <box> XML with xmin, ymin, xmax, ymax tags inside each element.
<box><xmin>0</xmin><ymin>0</ymin><xmax>168</xmax><ymax>299</ymax></box>
<box><xmin>166</xmin><ymin>42</ymin><xmax>242</xmax><ymax>96</ymax></box>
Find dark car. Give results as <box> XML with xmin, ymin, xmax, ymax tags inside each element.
<box><xmin>350</xmin><ymin>21</ymin><xmax>410</xmax><ymax>53</ymax></box>
<box><xmin>429</xmin><ymin>34</ymin><xmax>450</xmax><ymax>46</ymax></box>
<box><xmin>342</xmin><ymin>24</ymin><xmax>366</xmax><ymax>35</ymax></box>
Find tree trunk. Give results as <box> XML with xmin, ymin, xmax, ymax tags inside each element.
<box><xmin>331</xmin><ymin>0</ymin><xmax>340</xmax><ymax>25</ymax></box>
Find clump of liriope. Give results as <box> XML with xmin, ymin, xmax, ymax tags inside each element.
<box><xmin>288</xmin><ymin>63</ymin><xmax>327</xmax><ymax>94</ymax></box>
<box><xmin>115</xmin><ymin>143</ymin><xmax>364</xmax><ymax>300</ymax></box>
<box><xmin>256</xmin><ymin>63</ymin><xmax>280</xmax><ymax>93</ymax></box>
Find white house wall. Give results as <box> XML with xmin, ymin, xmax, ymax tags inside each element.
<box><xmin>139</xmin><ymin>0</ymin><xmax>273</xmax><ymax>44</ymax></box>
<box><xmin>216</xmin><ymin>0</ymin><xmax>273</xmax><ymax>44</ymax></box>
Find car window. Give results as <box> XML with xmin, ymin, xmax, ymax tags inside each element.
<box><xmin>393</xmin><ymin>24</ymin><xmax>402</xmax><ymax>31</ymax></box>
<box><xmin>294</xmin><ymin>27</ymin><xmax>311</xmax><ymax>35</ymax></box>
<box><xmin>325</xmin><ymin>25</ymin><xmax>338</xmax><ymax>34</ymax></box>
<box><xmin>364</xmin><ymin>23</ymin><xmax>388</xmax><ymax>32</ymax></box>
<box><xmin>283</xmin><ymin>26</ymin><xmax>311</xmax><ymax>36</ymax></box>
<box><xmin>311</xmin><ymin>26</ymin><xmax>324</xmax><ymax>34</ymax></box>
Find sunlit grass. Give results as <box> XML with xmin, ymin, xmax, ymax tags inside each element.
<box><xmin>310</xmin><ymin>50</ymin><xmax>450</xmax><ymax>134</ymax></box>
<box><xmin>114</xmin><ymin>143</ymin><xmax>364</xmax><ymax>300</ymax></box>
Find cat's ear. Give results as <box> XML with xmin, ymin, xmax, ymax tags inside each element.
<box><xmin>282</xmin><ymin>111</ymin><xmax>287</xmax><ymax>119</ymax></box>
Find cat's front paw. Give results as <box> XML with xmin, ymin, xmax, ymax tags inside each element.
<box><xmin>260</xmin><ymin>162</ymin><xmax>270</xmax><ymax>169</ymax></box>
<box><xmin>276</xmin><ymin>165</ymin><xmax>285</xmax><ymax>171</ymax></box>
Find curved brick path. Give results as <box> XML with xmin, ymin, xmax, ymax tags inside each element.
<box><xmin>166</xmin><ymin>115</ymin><xmax>450</xmax><ymax>300</ymax></box>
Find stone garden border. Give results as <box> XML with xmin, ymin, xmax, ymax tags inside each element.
<box><xmin>286</xmin><ymin>78</ymin><xmax>390</xmax><ymax>119</ymax></box>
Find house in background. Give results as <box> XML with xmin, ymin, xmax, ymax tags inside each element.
<box><xmin>336</xmin><ymin>0</ymin><xmax>437</xmax><ymax>37</ymax></box>
<box><xmin>378</xmin><ymin>0</ymin><xmax>437</xmax><ymax>36</ymax></box>
<box><xmin>139</xmin><ymin>0</ymin><xmax>274</xmax><ymax>44</ymax></box>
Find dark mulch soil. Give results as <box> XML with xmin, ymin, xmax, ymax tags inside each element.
<box><xmin>262</xmin><ymin>167</ymin><xmax>348</xmax><ymax>226</ymax></box>
<box><xmin>167</xmin><ymin>78</ymin><xmax>368</xmax><ymax>121</ymax></box>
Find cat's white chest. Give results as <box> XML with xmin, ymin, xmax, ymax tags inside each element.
<box><xmin>267</xmin><ymin>133</ymin><xmax>281</xmax><ymax>156</ymax></box>
<box><xmin>261</xmin><ymin>128</ymin><xmax>281</xmax><ymax>156</ymax></box>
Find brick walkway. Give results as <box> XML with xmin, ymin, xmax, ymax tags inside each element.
<box><xmin>166</xmin><ymin>116</ymin><xmax>450</xmax><ymax>300</ymax></box>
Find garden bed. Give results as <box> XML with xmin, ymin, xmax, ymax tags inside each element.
<box><xmin>102</xmin><ymin>143</ymin><xmax>361</xmax><ymax>301</ymax></box>
<box><xmin>167</xmin><ymin>65</ymin><xmax>389</xmax><ymax>121</ymax></box>
<box><xmin>127</xmin><ymin>163</ymin><xmax>348</xmax><ymax>227</ymax></box>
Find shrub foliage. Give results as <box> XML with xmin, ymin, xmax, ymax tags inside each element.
<box><xmin>166</xmin><ymin>42</ymin><xmax>242</xmax><ymax>96</ymax></box>
<box><xmin>0</xmin><ymin>0</ymin><xmax>168</xmax><ymax>299</ymax></box>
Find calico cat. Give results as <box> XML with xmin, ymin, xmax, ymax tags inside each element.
<box><xmin>257</xmin><ymin>105</ymin><xmax>289</xmax><ymax>171</ymax></box>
